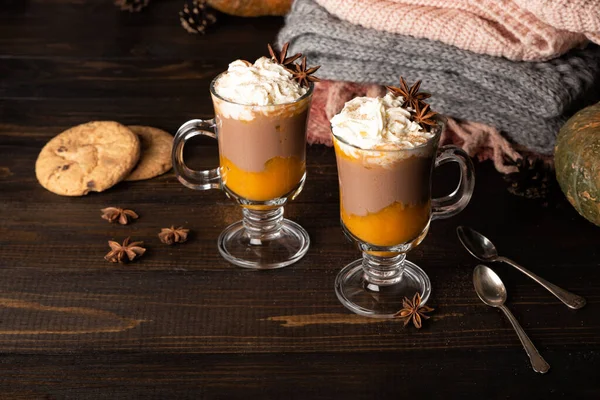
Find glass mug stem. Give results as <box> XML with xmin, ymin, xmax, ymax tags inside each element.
<box><xmin>243</xmin><ymin>207</ymin><xmax>284</xmax><ymax>243</ymax></box>
<box><xmin>362</xmin><ymin>252</ymin><xmax>406</xmax><ymax>286</ymax></box>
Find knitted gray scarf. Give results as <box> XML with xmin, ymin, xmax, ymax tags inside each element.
<box><xmin>278</xmin><ymin>0</ymin><xmax>600</xmax><ymax>154</ymax></box>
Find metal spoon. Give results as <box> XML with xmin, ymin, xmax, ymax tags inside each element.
<box><xmin>457</xmin><ymin>226</ymin><xmax>586</xmax><ymax>310</ymax></box>
<box><xmin>473</xmin><ymin>265</ymin><xmax>550</xmax><ymax>374</ymax></box>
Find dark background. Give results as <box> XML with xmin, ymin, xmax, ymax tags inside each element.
<box><xmin>1</xmin><ymin>1</ymin><xmax>599</xmax><ymax>398</ymax></box>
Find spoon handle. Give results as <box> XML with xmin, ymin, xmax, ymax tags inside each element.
<box><xmin>496</xmin><ymin>256</ymin><xmax>586</xmax><ymax>310</ymax></box>
<box><xmin>498</xmin><ymin>304</ymin><xmax>550</xmax><ymax>374</ymax></box>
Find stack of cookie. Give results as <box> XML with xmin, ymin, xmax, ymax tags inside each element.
<box><xmin>35</xmin><ymin>121</ymin><xmax>173</xmax><ymax>196</ymax></box>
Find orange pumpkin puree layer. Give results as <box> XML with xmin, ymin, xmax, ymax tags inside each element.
<box><xmin>341</xmin><ymin>201</ymin><xmax>430</xmax><ymax>247</ymax></box>
<box><xmin>220</xmin><ymin>156</ymin><xmax>305</xmax><ymax>201</ymax></box>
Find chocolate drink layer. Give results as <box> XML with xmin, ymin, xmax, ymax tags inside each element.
<box><xmin>335</xmin><ymin>138</ymin><xmax>436</xmax><ymax>216</ymax></box>
<box><xmin>213</xmin><ymin>97</ymin><xmax>311</xmax><ymax>172</ymax></box>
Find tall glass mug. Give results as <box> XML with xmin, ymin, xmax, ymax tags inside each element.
<box><xmin>172</xmin><ymin>75</ymin><xmax>314</xmax><ymax>269</ymax></box>
<box><xmin>332</xmin><ymin>117</ymin><xmax>474</xmax><ymax>318</ymax></box>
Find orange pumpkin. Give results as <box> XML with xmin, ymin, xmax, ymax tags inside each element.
<box><xmin>207</xmin><ymin>0</ymin><xmax>293</xmax><ymax>16</ymax></box>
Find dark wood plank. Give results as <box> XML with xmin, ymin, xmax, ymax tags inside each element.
<box><xmin>0</xmin><ymin>0</ymin><xmax>282</xmax><ymax>60</ymax></box>
<box><xmin>1</xmin><ymin>0</ymin><xmax>600</xmax><ymax>398</ymax></box>
<box><xmin>0</xmin><ymin>143</ymin><xmax>598</xmax><ymax>356</ymax></box>
<box><xmin>1</xmin><ymin>351</ymin><xmax>596</xmax><ymax>399</ymax></box>
<box><xmin>0</xmin><ymin>58</ymin><xmax>222</xmax><ymax>99</ymax></box>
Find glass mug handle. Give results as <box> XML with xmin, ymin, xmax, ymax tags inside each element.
<box><xmin>172</xmin><ymin>118</ymin><xmax>222</xmax><ymax>191</ymax></box>
<box><xmin>431</xmin><ymin>145</ymin><xmax>475</xmax><ymax>220</ymax></box>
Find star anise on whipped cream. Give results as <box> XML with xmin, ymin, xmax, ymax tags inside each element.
<box><xmin>104</xmin><ymin>237</ymin><xmax>146</xmax><ymax>263</ymax></box>
<box><xmin>101</xmin><ymin>207</ymin><xmax>139</xmax><ymax>225</ymax></box>
<box><xmin>158</xmin><ymin>226</ymin><xmax>190</xmax><ymax>245</ymax></box>
<box><xmin>268</xmin><ymin>42</ymin><xmax>302</xmax><ymax>68</ymax></box>
<box><xmin>412</xmin><ymin>103</ymin><xmax>439</xmax><ymax>131</ymax></box>
<box><xmin>394</xmin><ymin>292</ymin><xmax>434</xmax><ymax>329</ymax></box>
<box><xmin>386</xmin><ymin>77</ymin><xmax>432</xmax><ymax>111</ymax></box>
<box><xmin>291</xmin><ymin>56</ymin><xmax>320</xmax><ymax>88</ymax></box>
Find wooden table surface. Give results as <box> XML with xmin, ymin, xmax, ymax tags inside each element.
<box><xmin>1</xmin><ymin>1</ymin><xmax>599</xmax><ymax>398</ymax></box>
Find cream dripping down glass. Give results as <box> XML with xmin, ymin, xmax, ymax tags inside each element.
<box><xmin>172</xmin><ymin>50</ymin><xmax>315</xmax><ymax>269</ymax></box>
<box><xmin>331</xmin><ymin>89</ymin><xmax>475</xmax><ymax>318</ymax></box>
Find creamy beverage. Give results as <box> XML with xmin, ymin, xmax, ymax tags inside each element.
<box><xmin>331</xmin><ymin>93</ymin><xmax>438</xmax><ymax>246</ymax></box>
<box><xmin>330</xmin><ymin>79</ymin><xmax>475</xmax><ymax>318</ymax></box>
<box><xmin>172</xmin><ymin>43</ymin><xmax>319</xmax><ymax>270</ymax></box>
<box><xmin>212</xmin><ymin>57</ymin><xmax>312</xmax><ymax>201</ymax></box>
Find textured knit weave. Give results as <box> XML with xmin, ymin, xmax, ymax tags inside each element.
<box><xmin>308</xmin><ymin>80</ymin><xmax>522</xmax><ymax>174</ymax></box>
<box><xmin>278</xmin><ymin>0</ymin><xmax>600</xmax><ymax>154</ymax></box>
<box><xmin>514</xmin><ymin>0</ymin><xmax>600</xmax><ymax>44</ymax></box>
<box><xmin>315</xmin><ymin>0</ymin><xmax>599</xmax><ymax>61</ymax></box>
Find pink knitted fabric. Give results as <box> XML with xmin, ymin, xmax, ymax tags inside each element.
<box><xmin>308</xmin><ymin>80</ymin><xmax>522</xmax><ymax>174</ymax></box>
<box><xmin>514</xmin><ymin>0</ymin><xmax>600</xmax><ymax>43</ymax></box>
<box><xmin>314</xmin><ymin>0</ymin><xmax>599</xmax><ymax>61</ymax></box>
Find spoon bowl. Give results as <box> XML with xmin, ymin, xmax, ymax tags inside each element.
<box><xmin>457</xmin><ymin>226</ymin><xmax>499</xmax><ymax>261</ymax></box>
<box><xmin>473</xmin><ymin>265</ymin><xmax>506</xmax><ymax>307</ymax></box>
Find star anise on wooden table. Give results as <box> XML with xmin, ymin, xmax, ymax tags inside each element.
<box><xmin>291</xmin><ymin>56</ymin><xmax>320</xmax><ymax>88</ymax></box>
<box><xmin>412</xmin><ymin>103</ymin><xmax>439</xmax><ymax>131</ymax></box>
<box><xmin>158</xmin><ymin>226</ymin><xmax>190</xmax><ymax>245</ymax></box>
<box><xmin>101</xmin><ymin>207</ymin><xmax>139</xmax><ymax>225</ymax></box>
<box><xmin>394</xmin><ymin>292</ymin><xmax>434</xmax><ymax>328</ymax></box>
<box><xmin>104</xmin><ymin>237</ymin><xmax>146</xmax><ymax>263</ymax></box>
<box><xmin>386</xmin><ymin>77</ymin><xmax>431</xmax><ymax>110</ymax></box>
<box><xmin>268</xmin><ymin>42</ymin><xmax>302</xmax><ymax>68</ymax></box>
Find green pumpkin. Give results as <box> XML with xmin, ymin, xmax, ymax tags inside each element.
<box><xmin>555</xmin><ymin>102</ymin><xmax>600</xmax><ymax>227</ymax></box>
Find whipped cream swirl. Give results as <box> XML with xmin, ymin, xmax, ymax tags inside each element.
<box><xmin>331</xmin><ymin>93</ymin><xmax>435</xmax><ymax>151</ymax></box>
<box><xmin>214</xmin><ymin>57</ymin><xmax>307</xmax><ymax>106</ymax></box>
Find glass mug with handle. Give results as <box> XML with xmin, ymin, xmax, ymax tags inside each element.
<box><xmin>172</xmin><ymin>76</ymin><xmax>314</xmax><ymax>269</ymax></box>
<box><xmin>332</xmin><ymin>117</ymin><xmax>475</xmax><ymax>318</ymax></box>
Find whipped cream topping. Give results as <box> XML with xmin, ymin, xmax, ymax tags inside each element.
<box><xmin>331</xmin><ymin>93</ymin><xmax>437</xmax><ymax>166</ymax></box>
<box><xmin>331</xmin><ymin>93</ymin><xmax>435</xmax><ymax>150</ymax></box>
<box><xmin>214</xmin><ymin>57</ymin><xmax>307</xmax><ymax>106</ymax></box>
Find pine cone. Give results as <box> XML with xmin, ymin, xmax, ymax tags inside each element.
<box><xmin>180</xmin><ymin>0</ymin><xmax>217</xmax><ymax>35</ymax></box>
<box><xmin>503</xmin><ymin>156</ymin><xmax>554</xmax><ymax>199</ymax></box>
<box><xmin>115</xmin><ymin>0</ymin><xmax>149</xmax><ymax>12</ymax></box>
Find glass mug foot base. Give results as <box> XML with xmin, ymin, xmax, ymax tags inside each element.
<box><xmin>218</xmin><ymin>219</ymin><xmax>310</xmax><ymax>269</ymax></box>
<box><xmin>334</xmin><ymin>259</ymin><xmax>431</xmax><ymax>318</ymax></box>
